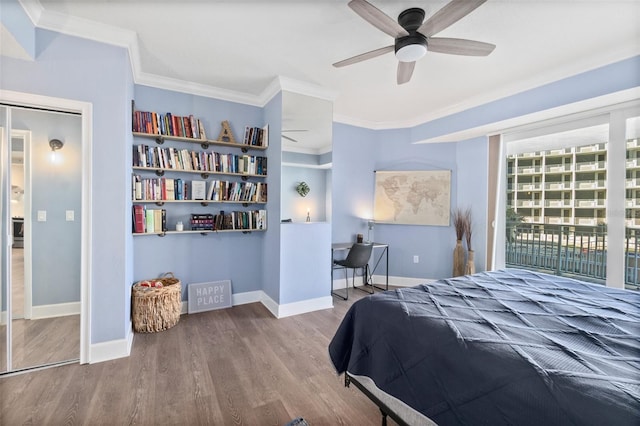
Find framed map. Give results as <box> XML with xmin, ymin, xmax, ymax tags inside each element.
<box><xmin>374</xmin><ymin>170</ymin><xmax>451</xmax><ymax>226</ymax></box>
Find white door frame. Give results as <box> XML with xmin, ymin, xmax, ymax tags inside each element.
<box><xmin>0</xmin><ymin>89</ymin><xmax>92</xmax><ymax>365</ymax></box>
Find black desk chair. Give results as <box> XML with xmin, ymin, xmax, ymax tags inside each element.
<box><xmin>332</xmin><ymin>243</ymin><xmax>373</xmax><ymax>300</ymax></box>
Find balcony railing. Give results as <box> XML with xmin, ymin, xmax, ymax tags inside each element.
<box><xmin>517</xmin><ymin>182</ymin><xmax>542</xmax><ymax>191</ymax></box>
<box><xmin>574</xmin><ymin>199</ymin><xmax>605</xmax><ymax>208</ymax></box>
<box><xmin>545</xmin><ymin>164</ymin><xmax>572</xmax><ymax>173</ymax></box>
<box><xmin>516</xmin><ymin>200</ymin><xmax>542</xmax><ymax>208</ymax></box>
<box><xmin>544</xmin><ymin>199</ymin><xmax>571</xmax><ymax>207</ymax></box>
<box><xmin>518</xmin><ymin>166</ymin><xmax>542</xmax><ymax>174</ymax></box>
<box><xmin>626</xmin><ymin>199</ymin><xmax>640</xmax><ymax>208</ymax></box>
<box><xmin>627</xmin><ymin>158</ymin><xmax>640</xmax><ymax>168</ymax></box>
<box><xmin>544</xmin><ymin>217</ymin><xmax>573</xmax><ymax>225</ymax></box>
<box><xmin>518</xmin><ymin>151</ymin><xmax>541</xmax><ymax>158</ymax></box>
<box><xmin>545</xmin><ymin>182</ymin><xmax>573</xmax><ymax>190</ymax></box>
<box><xmin>505</xmin><ymin>224</ymin><xmax>639</xmax><ymax>289</ymax></box>
<box><xmin>574</xmin><ymin>180</ymin><xmax>605</xmax><ymax>189</ymax></box>
<box><xmin>628</xmin><ymin>139</ymin><xmax>639</xmax><ymax>149</ymax></box>
<box><xmin>545</xmin><ymin>148</ymin><xmax>572</xmax><ymax>156</ymax></box>
<box><xmin>627</xmin><ymin>178</ymin><xmax>640</xmax><ymax>188</ymax></box>
<box><xmin>574</xmin><ymin>160</ymin><xmax>606</xmax><ymax>171</ymax></box>
<box><xmin>575</xmin><ymin>143</ymin><xmax>606</xmax><ymax>153</ymax></box>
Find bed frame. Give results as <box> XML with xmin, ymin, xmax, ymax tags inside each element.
<box><xmin>345</xmin><ymin>372</ymin><xmax>436</xmax><ymax>426</ymax></box>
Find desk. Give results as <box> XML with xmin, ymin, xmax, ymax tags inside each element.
<box><xmin>331</xmin><ymin>242</ymin><xmax>389</xmax><ymax>298</ymax></box>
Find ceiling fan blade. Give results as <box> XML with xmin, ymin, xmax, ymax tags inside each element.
<box><xmin>333</xmin><ymin>45</ymin><xmax>394</xmax><ymax>68</ymax></box>
<box><xmin>428</xmin><ymin>37</ymin><xmax>495</xmax><ymax>56</ymax></box>
<box><xmin>348</xmin><ymin>0</ymin><xmax>409</xmax><ymax>38</ymax></box>
<box><xmin>397</xmin><ymin>61</ymin><xmax>415</xmax><ymax>85</ymax></box>
<box><xmin>418</xmin><ymin>0</ymin><xmax>487</xmax><ymax>37</ymax></box>
<box><xmin>282</xmin><ymin>134</ymin><xmax>298</xmax><ymax>143</ymax></box>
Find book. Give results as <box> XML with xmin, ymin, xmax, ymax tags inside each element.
<box><xmin>165</xmin><ymin>178</ymin><xmax>175</xmax><ymax>200</ymax></box>
<box><xmin>133</xmin><ymin>205</ymin><xmax>145</xmax><ymax>233</ymax></box>
<box><xmin>145</xmin><ymin>209</ymin><xmax>155</xmax><ymax>233</ymax></box>
<box><xmin>192</xmin><ymin>180</ymin><xmax>206</xmax><ymax>200</ymax></box>
<box><xmin>153</xmin><ymin>209</ymin><xmax>163</xmax><ymax>233</ymax></box>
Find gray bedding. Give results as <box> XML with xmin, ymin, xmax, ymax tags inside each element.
<box><xmin>329</xmin><ymin>269</ymin><xmax>640</xmax><ymax>425</ymax></box>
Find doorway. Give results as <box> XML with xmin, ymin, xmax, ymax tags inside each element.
<box><xmin>1</xmin><ymin>95</ymin><xmax>90</xmax><ymax>374</ymax></box>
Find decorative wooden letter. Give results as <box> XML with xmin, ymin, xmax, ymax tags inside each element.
<box><xmin>218</xmin><ymin>120</ymin><xmax>236</xmax><ymax>143</ymax></box>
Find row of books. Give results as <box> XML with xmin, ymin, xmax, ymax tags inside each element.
<box><xmin>132</xmin><ymin>175</ymin><xmax>268</xmax><ymax>203</ymax></box>
<box><xmin>133</xmin><ymin>110</ymin><xmax>206</xmax><ymax>139</ymax></box>
<box><xmin>190</xmin><ymin>210</ymin><xmax>266</xmax><ymax>231</ymax></box>
<box><xmin>242</xmin><ymin>125</ymin><xmax>269</xmax><ymax>147</ymax></box>
<box><xmin>133</xmin><ymin>144</ymin><xmax>267</xmax><ymax>175</ymax></box>
<box><xmin>132</xmin><ymin>206</ymin><xmax>166</xmax><ymax>234</ymax></box>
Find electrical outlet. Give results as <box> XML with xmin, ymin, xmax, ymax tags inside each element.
<box><xmin>66</xmin><ymin>210</ymin><xmax>75</xmax><ymax>221</ymax></box>
<box><xmin>413</xmin><ymin>255</ymin><xmax>419</xmax><ymax>263</ymax></box>
<box><xmin>37</xmin><ymin>210</ymin><xmax>47</xmax><ymax>222</ymax></box>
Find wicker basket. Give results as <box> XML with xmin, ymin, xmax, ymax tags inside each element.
<box><xmin>132</xmin><ymin>272</ymin><xmax>181</xmax><ymax>333</ymax></box>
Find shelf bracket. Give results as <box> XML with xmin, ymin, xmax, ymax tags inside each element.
<box><xmin>200</xmin><ymin>202</ymin><xmax>209</xmax><ymax>206</ymax></box>
<box><xmin>200</xmin><ymin>232</ymin><xmax>208</xmax><ymax>236</ymax></box>
<box><xmin>155</xmin><ymin>169</ymin><xmax>165</xmax><ymax>176</ymax></box>
<box><xmin>241</xmin><ymin>147</ymin><xmax>248</xmax><ymax>153</ymax></box>
<box><xmin>155</xmin><ymin>201</ymin><xmax>165</xmax><ymax>206</ymax></box>
<box><xmin>242</xmin><ymin>203</ymin><xmax>249</xmax><ymax>207</ymax></box>
<box><xmin>200</xmin><ymin>142</ymin><xmax>210</xmax><ymax>149</ymax></box>
<box><xmin>200</xmin><ymin>172</ymin><xmax>209</xmax><ymax>179</ymax></box>
<box><xmin>241</xmin><ymin>175</ymin><xmax>248</xmax><ymax>181</ymax></box>
<box><xmin>242</xmin><ymin>231</ymin><xmax>251</xmax><ymax>234</ymax></box>
<box><xmin>154</xmin><ymin>137</ymin><xmax>164</xmax><ymax>145</ymax></box>
<box><xmin>158</xmin><ymin>232</ymin><xmax>166</xmax><ymax>237</ymax></box>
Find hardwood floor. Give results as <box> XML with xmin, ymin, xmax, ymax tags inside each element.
<box><xmin>0</xmin><ymin>287</ymin><xmax>400</xmax><ymax>425</ymax></box>
<box><xmin>0</xmin><ymin>247</ymin><xmax>80</xmax><ymax>371</ymax></box>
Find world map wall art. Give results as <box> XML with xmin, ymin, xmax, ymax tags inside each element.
<box><xmin>374</xmin><ymin>170</ymin><xmax>451</xmax><ymax>226</ymax></box>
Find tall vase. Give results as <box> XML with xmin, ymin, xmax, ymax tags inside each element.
<box><xmin>465</xmin><ymin>249</ymin><xmax>476</xmax><ymax>275</ymax></box>
<box><xmin>453</xmin><ymin>240</ymin><xmax>465</xmax><ymax>277</ymax></box>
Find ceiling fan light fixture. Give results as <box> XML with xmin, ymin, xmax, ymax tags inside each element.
<box><xmin>395</xmin><ymin>43</ymin><xmax>427</xmax><ymax>62</ymax></box>
<box><xmin>395</xmin><ymin>33</ymin><xmax>428</xmax><ymax>63</ymax></box>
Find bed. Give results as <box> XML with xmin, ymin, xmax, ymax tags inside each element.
<box><xmin>329</xmin><ymin>269</ymin><xmax>640</xmax><ymax>425</ymax></box>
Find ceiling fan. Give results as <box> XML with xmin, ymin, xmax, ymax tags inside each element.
<box><xmin>333</xmin><ymin>0</ymin><xmax>495</xmax><ymax>84</ymax></box>
<box><xmin>282</xmin><ymin>129</ymin><xmax>307</xmax><ymax>143</ymax></box>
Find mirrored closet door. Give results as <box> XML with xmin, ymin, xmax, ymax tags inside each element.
<box><xmin>1</xmin><ymin>104</ymin><xmax>82</xmax><ymax>374</ymax></box>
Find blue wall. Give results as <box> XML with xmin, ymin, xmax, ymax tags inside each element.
<box><xmin>1</xmin><ymin>29</ymin><xmax>133</xmax><ymax>343</ymax></box>
<box><xmin>131</xmin><ymin>85</ymin><xmax>268</xmax><ymax>298</ymax></box>
<box><xmin>281</xmin><ymin>166</ymin><xmax>328</xmax><ymax>222</ymax></box>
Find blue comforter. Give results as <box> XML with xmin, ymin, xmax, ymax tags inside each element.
<box><xmin>329</xmin><ymin>269</ymin><xmax>640</xmax><ymax>425</ymax></box>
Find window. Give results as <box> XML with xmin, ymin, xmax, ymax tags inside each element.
<box><xmin>497</xmin><ymin>103</ymin><xmax>639</xmax><ymax>290</ymax></box>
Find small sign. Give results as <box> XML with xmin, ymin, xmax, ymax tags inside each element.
<box><xmin>188</xmin><ymin>280</ymin><xmax>232</xmax><ymax>314</ymax></box>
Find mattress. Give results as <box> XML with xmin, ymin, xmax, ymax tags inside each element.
<box><xmin>329</xmin><ymin>269</ymin><xmax>640</xmax><ymax>425</ymax></box>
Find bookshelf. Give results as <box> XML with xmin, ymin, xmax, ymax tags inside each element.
<box><xmin>131</xmin><ymin>108</ymin><xmax>268</xmax><ymax>236</ymax></box>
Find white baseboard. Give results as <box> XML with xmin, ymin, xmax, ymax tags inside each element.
<box><xmin>89</xmin><ymin>332</ymin><xmax>134</xmax><ymax>364</ymax></box>
<box><xmin>382</xmin><ymin>275</ymin><xmax>436</xmax><ymax>287</ymax></box>
<box><xmin>333</xmin><ymin>275</ymin><xmax>435</xmax><ymax>290</ymax></box>
<box><xmin>259</xmin><ymin>293</ymin><xmax>334</xmax><ymax>319</ymax></box>
<box><xmin>274</xmin><ymin>296</ymin><xmax>334</xmax><ymax>318</ymax></box>
<box><xmin>32</xmin><ymin>301</ymin><xmax>81</xmax><ymax>319</ymax></box>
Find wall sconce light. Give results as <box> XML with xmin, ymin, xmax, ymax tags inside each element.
<box><xmin>49</xmin><ymin>138</ymin><xmax>64</xmax><ymax>163</ymax></box>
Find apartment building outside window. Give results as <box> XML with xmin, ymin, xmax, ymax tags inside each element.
<box><xmin>502</xmin><ymin>107</ymin><xmax>639</xmax><ymax>290</ymax></box>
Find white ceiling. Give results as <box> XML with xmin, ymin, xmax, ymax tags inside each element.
<box><xmin>12</xmin><ymin>0</ymin><xmax>640</xmax><ymax>131</ymax></box>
